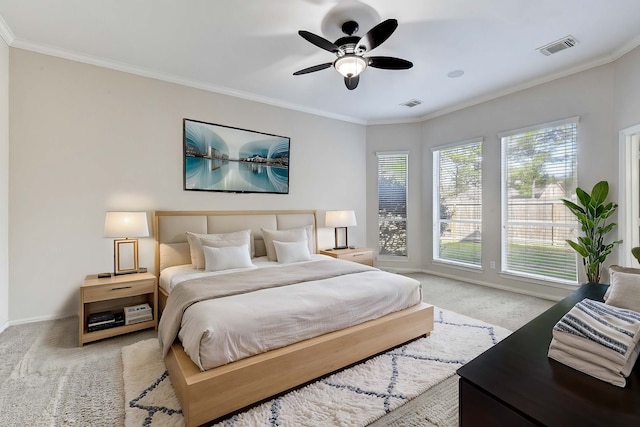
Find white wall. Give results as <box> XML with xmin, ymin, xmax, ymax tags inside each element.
<box><xmin>0</xmin><ymin>37</ymin><xmax>8</xmax><ymax>329</ymax></box>
<box><xmin>8</xmin><ymin>49</ymin><xmax>367</xmax><ymax>322</ymax></box>
<box><xmin>614</xmin><ymin>46</ymin><xmax>640</xmax><ymax>130</ymax></box>
<box><xmin>368</xmin><ymin>62</ymin><xmax>619</xmax><ymax>301</ymax></box>
<box><xmin>366</xmin><ymin>122</ymin><xmax>422</xmax><ymax>270</ymax></box>
<box><xmin>423</xmin><ymin>64</ymin><xmax>615</xmax><ymax>300</ymax></box>
<box><xmin>9</xmin><ymin>43</ymin><xmax>640</xmax><ymax>321</ymax></box>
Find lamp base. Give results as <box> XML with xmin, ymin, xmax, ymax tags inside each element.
<box><xmin>333</xmin><ymin>245</ymin><xmax>348</xmax><ymax>250</ymax></box>
<box><xmin>114</xmin><ymin>270</ymin><xmax>139</xmax><ymax>276</ymax></box>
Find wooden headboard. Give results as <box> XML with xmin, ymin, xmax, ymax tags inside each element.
<box><xmin>153</xmin><ymin>210</ymin><xmax>318</xmax><ymax>275</ymax></box>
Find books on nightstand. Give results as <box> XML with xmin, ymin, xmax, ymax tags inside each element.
<box><xmin>124</xmin><ymin>303</ymin><xmax>153</xmax><ymax>325</ymax></box>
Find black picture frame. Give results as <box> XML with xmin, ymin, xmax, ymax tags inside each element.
<box><xmin>183</xmin><ymin>118</ymin><xmax>290</xmax><ymax>194</ymax></box>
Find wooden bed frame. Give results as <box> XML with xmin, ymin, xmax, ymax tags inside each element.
<box><xmin>154</xmin><ymin>210</ymin><xmax>434</xmax><ymax>427</ymax></box>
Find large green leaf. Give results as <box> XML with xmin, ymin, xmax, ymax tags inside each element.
<box><xmin>566</xmin><ymin>239</ymin><xmax>589</xmax><ymax>257</ymax></box>
<box><xmin>561</xmin><ymin>199</ymin><xmax>584</xmax><ymax>214</ymax></box>
<box><xmin>599</xmin><ymin>223</ymin><xmax>617</xmax><ymax>234</ymax></box>
<box><xmin>590</xmin><ymin>181</ymin><xmax>609</xmax><ymax>205</ymax></box>
<box><xmin>576</xmin><ymin>187</ymin><xmax>590</xmax><ymax>208</ymax></box>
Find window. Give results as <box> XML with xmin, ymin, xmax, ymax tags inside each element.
<box><xmin>500</xmin><ymin>117</ymin><xmax>578</xmax><ymax>283</ymax></box>
<box><xmin>433</xmin><ymin>139</ymin><xmax>483</xmax><ymax>267</ymax></box>
<box><xmin>377</xmin><ymin>152</ymin><xmax>408</xmax><ymax>257</ymax></box>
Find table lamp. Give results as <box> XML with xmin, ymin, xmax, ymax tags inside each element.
<box><xmin>325</xmin><ymin>210</ymin><xmax>357</xmax><ymax>250</ymax></box>
<box><xmin>104</xmin><ymin>211</ymin><xmax>149</xmax><ymax>275</ymax></box>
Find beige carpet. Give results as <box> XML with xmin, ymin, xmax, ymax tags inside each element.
<box><xmin>122</xmin><ymin>308</ymin><xmax>511</xmax><ymax>427</ymax></box>
<box><xmin>0</xmin><ymin>317</ymin><xmax>156</xmax><ymax>426</ymax></box>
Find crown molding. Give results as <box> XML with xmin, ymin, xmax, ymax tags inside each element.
<box><xmin>5</xmin><ymin>20</ymin><xmax>640</xmax><ymax>127</ymax></box>
<box><xmin>0</xmin><ymin>15</ymin><xmax>15</xmax><ymax>45</ymax></box>
<box><xmin>10</xmin><ymin>38</ymin><xmax>368</xmax><ymax>126</ymax></box>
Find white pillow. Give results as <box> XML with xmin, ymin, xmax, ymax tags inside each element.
<box><xmin>186</xmin><ymin>229</ymin><xmax>251</xmax><ymax>269</ymax></box>
<box><xmin>273</xmin><ymin>239</ymin><xmax>312</xmax><ymax>264</ymax></box>
<box><xmin>261</xmin><ymin>226</ymin><xmax>314</xmax><ymax>261</ymax></box>
<box><xmin>202</xmin><ymin>244</ymin><xmax>254</xmax><ymax>272</ymax></box>
<box><xmin>605</xmin><ymin>271</ymin><xmax>640</xmax><ymax>312</ymax></box>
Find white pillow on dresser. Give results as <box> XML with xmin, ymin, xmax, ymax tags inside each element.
<box><xmin>186</xmin><ymin>229</ymin><xmax>251</xmax><ymax>269</ymax></box>
<box><xmin>202</xmin><ymin>244</ymin><xmax>253</xmax><ymax>271</ymax></box>
<box><xmin>273</xmin><ymin>239</ymin><xmax>312</xmax><ymax>264</ymax></box>
<box><xmin>605</xmin><ymin>271</ymin><xmax>640</xmax><ymax>312</ymax></box>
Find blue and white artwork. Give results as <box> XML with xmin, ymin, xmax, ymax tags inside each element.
<box><xmin>183</xmin><ymin>119</ymin><xmax>290</xmax><ymax>194</ymax></box>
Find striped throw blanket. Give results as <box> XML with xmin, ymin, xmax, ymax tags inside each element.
<box><xmin>548</xmin><ymin>299</ymin><xmax>640</xmax><ymax>387</ymax></box>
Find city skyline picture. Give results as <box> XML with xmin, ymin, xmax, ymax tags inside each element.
<box><xmin>183</xmin><ymin>118</ymin><xmax>290</xmax><ymax>194</ymax></box>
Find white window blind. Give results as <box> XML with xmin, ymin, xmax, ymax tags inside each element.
<box><xmin>433</xmin><ymin>139</ymin><xmax>483</xmax><ymax>267</ymax></box>
<box><xmin>377</xmin><ymin>152</ymin><xmax>408</xmax><ymax>257</ymax></box>
<box><xmin>501</xmin><ymin>117</ymin><xmax>578</xmax><ymax>283</ymax></box>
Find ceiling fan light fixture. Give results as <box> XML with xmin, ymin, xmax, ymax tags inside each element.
<box><xmin>334</xmin><ymin>55</ymin><xmax>367</xmax><ymax>78</ymax></box>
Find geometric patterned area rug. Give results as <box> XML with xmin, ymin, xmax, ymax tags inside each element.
<box><xmin>122</xmin><ymin>308</ymin><xmax>511</xmax><ymax>427</ymax></box>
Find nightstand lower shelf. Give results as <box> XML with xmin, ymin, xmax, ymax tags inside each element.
<box><xmin>81</xmin><ymin>319</ymin><xmax>157</xmax><ymax>345</ymax></box>
<box><xmin>79</xmin><ymin>272</ymin><xmax>157</xmax><ymax>346</ymax></box>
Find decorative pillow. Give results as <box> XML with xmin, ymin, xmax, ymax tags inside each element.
<box><xmin>273</xmin><ymin>239</ymin><xmax>312</xmax><ymax>264</ymax></box>
<box><xmin>202</xmin><ymin>244</ymin><xmax>253</xmax><ymax>272</ymax></box>
<box><xmin>261</xmin><ymin>227</ymin><xmax>312</xmax><ymax>261</ymax></box>
<box><xmin>605</xmin><ymin>271</ymin><xmax>640</xmax><ymax>312</ymax></box>
<box><xmin>186</xmin><ymin>229</ymin><xmax>251</xmax><ymax>269</ymax></box>
<box><xmin>606</xmin><ymin>265</ymin><xmax>640</xmax><ymax>301</ymax></box>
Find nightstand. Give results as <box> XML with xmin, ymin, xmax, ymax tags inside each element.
<box><xmin>79</xmin><ymin>272</ymin><xmax>157</xmax><ymax>346</ymax></box>
<box><xmin>320</xmin><ymin>248</ymin><xmax>374</xmax><ymax>266</ymax></box>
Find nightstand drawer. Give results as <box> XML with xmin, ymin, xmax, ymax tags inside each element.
<box><xmin>83</xmin><ymin>279</ymin><xmax>155</xmax><ymax>303</ymax></box>
<box><xmin>337</xmin><ymin>251</ymin><xmax>373</xmax><ymax>265</ymax></box>
<box><xmin>321</xmin><ymin>248</ymin><xmax>374</xmax><ymax>266</ymax></box>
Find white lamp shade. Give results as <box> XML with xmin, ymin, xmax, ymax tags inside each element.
<box><xmin>325</xmin><ymin>210</ymin><xmax>357</xmax><ymax>228</ymax></box>
<box><xmin>104</xmin><ymin>212</ymin><xmax>149</xmax><ymax>238</ymax></box>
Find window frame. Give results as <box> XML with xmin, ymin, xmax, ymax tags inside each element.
<box><xmin>618</xmin><ymin>124</ymin><xmax>640</xmax><ymax>267</ymax></box>
<box><xmin>499</xmin><ymin>117</ymin><xmax>579</xmax><ymax>285</ymax></box>
<box><xmin>376</xmin><ymin>151</ymin><xmax>409</xmax><ymax>260</ymax></box>
<box><xmin>432</xmin><ymin>137</ymin><xmax>483</xmax><ymax>269</ymax></box>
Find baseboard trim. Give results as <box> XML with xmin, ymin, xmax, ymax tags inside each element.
<box><xmin>0</xmin><ymin>320</ymin><xmax>8</xmax><ymax>334</ymax></box>
<box><xmin>417</xmin><ymin>268</ymin><xmax>565</xmax><ymax>302</ymax></box>
<box><xmin>378</xmin><ymin>265</ymin><xmax>566</xmax><ymax>301</ymax></box>
<box><xmin>7</xmin><ymin>311</ymin><xmax>77</xmax><ymax>328</ymax></box>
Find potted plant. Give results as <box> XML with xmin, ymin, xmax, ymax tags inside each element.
<box><xmin>561</xmin><ymin>180</ymin><xmax>622</xmax><ymax>283</ymax></box>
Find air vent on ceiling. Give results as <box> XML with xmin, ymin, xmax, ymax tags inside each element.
<box><xmin>400</xmin><ymin>99</ymin><xmax>423</xmax><ymax>108</ymax></box>
<box><xmin>537</xmin><ymin>35</ymin><xmax>579</xmax><ymax>56</ymax></box>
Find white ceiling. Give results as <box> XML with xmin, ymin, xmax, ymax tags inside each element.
<box><xmin>0</xmin><ymin>0</ymin><xmax>639</xmax><ymax>124</ymax></box>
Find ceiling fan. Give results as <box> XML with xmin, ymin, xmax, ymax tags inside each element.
<box><xmin>293</xmin><ymin>18</ymin><xmax>413</xmax><ymax>90</ymax></box>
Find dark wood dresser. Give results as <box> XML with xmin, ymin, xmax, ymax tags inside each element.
<box><xmin>457</xmin><ymin>283</ymin><xmax>640</xmax><ymax>426</ymax></box>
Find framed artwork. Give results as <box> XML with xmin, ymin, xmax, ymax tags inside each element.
<box><xmin>183</xmin><ymin>118</ymin><xmax>290</xmax><ymax>194</ymax></box>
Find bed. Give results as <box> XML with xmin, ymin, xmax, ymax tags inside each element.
<box><xmin>154</xmin><ymin>210</ymin><xmax>434</xmax><ymax>427</ymax></box>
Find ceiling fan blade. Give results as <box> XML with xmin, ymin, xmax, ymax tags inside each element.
<box><xmin>355</xmin><ymin>19</ymin><xmax>398</xmax><ymax>53</ymax></box>
<box><xmin>298</xmin><ymin>30</ymin><xmax>340</xmax><ymax>53</ymax></box>
<box><xmin>367</xmin><ymin>56</ymin><xmax>413</xmax><ymax>70</ymax></box>
<box><xmin>293</xmin><ymin>63</ymin><xmax>333</xmax><ymax>75</ymax></box>
<box><xmin>344</xmin><ymin>75</ymin><xmax>360</xmax><ymax>90</ymax></box>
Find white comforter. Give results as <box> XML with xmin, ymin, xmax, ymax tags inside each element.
<box><xmin>161</xmin><ymin>256</ymin><xmax>422</xmax><ymax>371</ymax></box>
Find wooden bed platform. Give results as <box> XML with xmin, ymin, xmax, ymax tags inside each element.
<box><xmin>154</xmin><ymin>210</ymin><xmax>434</xmax><ymax>427</ymax></box>
<box><xmin>167</xmin><ymin>302</ymin><xmax>433</xmax><ymax>426</ymax></box>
